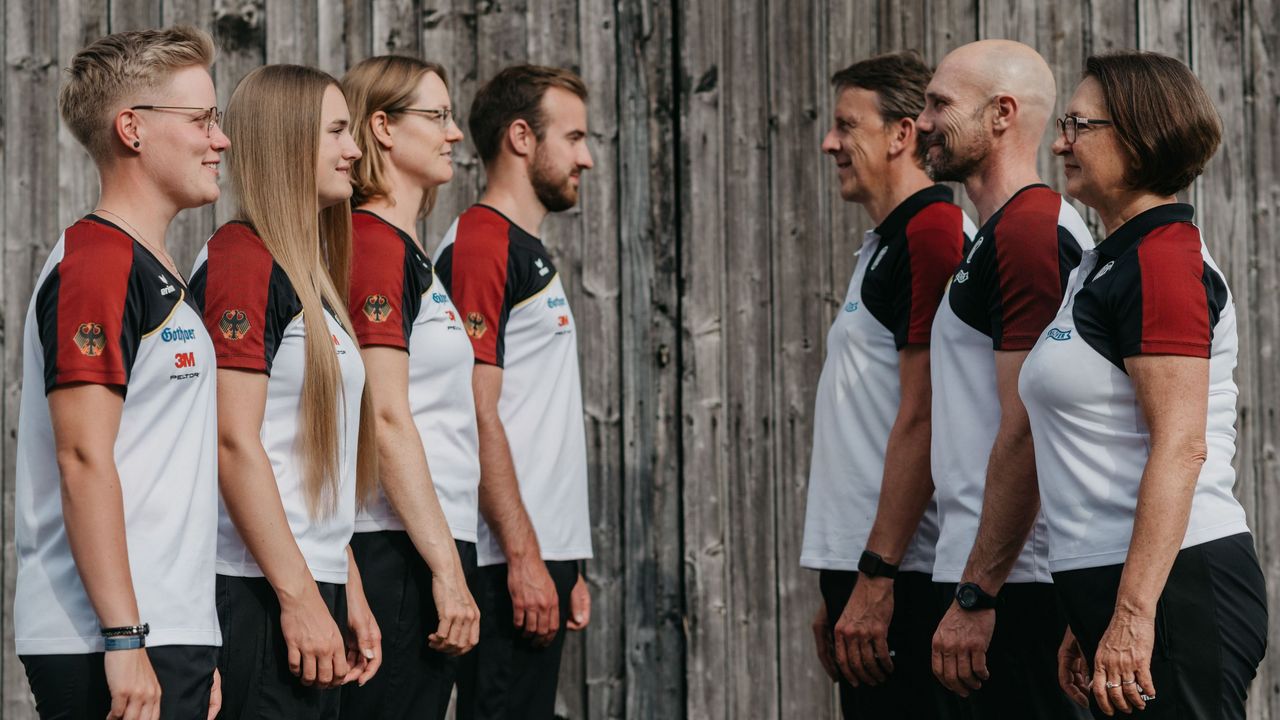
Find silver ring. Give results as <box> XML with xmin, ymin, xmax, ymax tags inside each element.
<box><xmin>1121</xmin><ymin>679</ymin><xmax>1137</xmax><ymax>686</ymax></box>
<box><xmin>1105</xmin><ymin>681</ymin><xmax>1121</xmax><ymax>689</ymax></box>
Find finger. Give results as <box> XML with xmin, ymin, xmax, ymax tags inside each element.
<box><xmin>871</xmin><ymin>635</ymin><xmax>895</xmax><ymax>676</ymax></box>
<box><xmin>361</xmin><ymin>645</ymin><xmax>382</xmax><ymax>685</ymax></box>
<box><xmin>1092</xmin><ymin>669</ymin><xmax>1115</xmax><ymax>716</ymax></box>
<box><xmin>816</xmin><ymin>630</ymin><xmax>838</xmax><ymax>682</ymax></box>
<box><xmin>512</xmin><ymin>603</ymin><xmax>527</xmax><ymax>631</ymax></box>
<box><xmin>108</xmin><ymin>692</ymin><xmax>127</xmax><ymax>720</ymax></box>
<box><xmin>931</xmin><ymin>643</ymin><xmax>945</xmax><ymax>685</ymax></box>
<box><xmin>1121</xmin><ymin>677</ymin><xmax>1145</xmax><ymax>713</ymax></box>
<box><xmin>944</xmin><ymin>652</ymin><xmax>966</xmax><ymax>697</ymax></box>
<box><xmin>848</xmin><ymin>639</ymin><xmax>874</xmax><ymax>686</ymax></box>
<box><xmin>208</xmin><ymin>669</ymin><xmax>222</xmax><ymax>720</ymax></box>
<box><xmin>148</xmin><ymin>693</ymin><xmax>161</xmax><ymax>720</ymax></box>
<box><xmin>437</xmin><ymin>613</ymin><xmax>457</xmax><ymax>652</ymax></box>
<box><xmin>332</xmin><ymin>649</ymin><xmax>351</xmax><ymax>688</ymax></box>
<box><xmin>833</xmin><ymin>630</ymin><xmax>857</xmax><ymax>686</ymax></box>
<box><xmin>956</xmin><ymin>651</ymin><xmax>979</xmax><ymax>692</ymax></box>
<box><xmin>546</xmin><ymin>601</ymin><xmax>561</xmax><ymax>642</ymax></box>
<box><xmin>860</xmin><ymin>639</ymin><xmax>886</xmax><ymax>684</ymax></box>
<box><xmin>1059</xmin><ymin>653</ymin><xmax>1088</xmax><ymax>708</ymax></box>
<box><xmin>301</xmin><ymin>653</ymin><xmax>318</xmax><ymax>686</ymax></box>
<box><xmin>316</xmin><ymin>653</ymin><xmax>334</xmax><ymax>688</ymax></box>
<box><xmin>972</xmin><ymin>647</ymin><xmax>989</xmax><ymax>682</ymax></box>
<box><xmin>1137</xmin><ymin>664</ymin><xmax>1157</xmax><ymax>702</ymax></box>
<box><xmin>287</xmin><ymin>644</ymin><xmax>302</xmax><ymax>677</ymax></box>
<box><xmin>1109</xmin><ymin>677</ymin><xmax>1132</xmax><ymax>714</ymax></box>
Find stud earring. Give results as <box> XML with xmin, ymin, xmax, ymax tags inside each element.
<box><xmin>133</xmin><ymin>140</ymin><xmax>140</xmax><ymax>148</ymax></box>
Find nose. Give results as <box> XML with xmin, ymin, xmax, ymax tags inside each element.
<box><xmin>446</xmin><ymin>118</ymin><xmax>464</xmax><ymax>143</ymax></box>
<box><xmin>343</xmin><ymin>134</ymin><xmax>362</xmax><ymax>161</ymax></box>
<box><xmin>210</xmin><ymin>125</ymin><xmax>231</xmax><ymax>151</ymax></box>
<box><xmin>821</xmin><ymin>128</ymin><xmax>840</xmax><ymax>155</ymax></box>
<box><xmin>578</xmin><ymin>144</ymin><xmax>594</xmax><ymax>171</ymax></box>
<box><xmin>915</xmin><ymin>110</ymin><xmax>934</xmax><ymax>133</ymax></box>
<box><xmin>1051</xmin><ymin>134</ymin><xmax>1069</xmax><ymax>156</ymax></box>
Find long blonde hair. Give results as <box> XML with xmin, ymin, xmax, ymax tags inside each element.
<box><xmin>223</xmin><ymin>64</ymin><xmax>377</xmax><ymax>517</ymax></box>
<box><xmin>341</xmin><ymin>55</ymin><xmax>449</xmax><ymax>215</ymax></box>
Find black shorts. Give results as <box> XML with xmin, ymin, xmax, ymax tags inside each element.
<box><xmin>455</xmin><ymin>559</ymin><xmax>579</xmax><ymax>720</ymax></box>
<box><xmin>339</xmin><ymin>532</ymin><xmax>479</xmax><ymax>720</ymax></box>
<box><xmin>934</xmin><ymin>581</ymin><xmax>1088</xmax><ymax>719</ymax></box>
<box><xmin>21</xmin><ymin>644</ymin><xmax>217</xmax><ymax>720</ymax></box>
<box><xmin>216</xmin><ymin>574</ymin><xmax>347</xmax><ymax>720</ymax></box>
<box><xmin>819</xmin><ymin>570</ymin><xmax>963</xmax><ymax>720</ymax></box>
<box><xmin>1054</xmin><ymin>532</ymin><xmax>1268</xmax><ymax>720</ymax></box>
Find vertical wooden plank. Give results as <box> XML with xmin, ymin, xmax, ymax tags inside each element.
<box><xmin>316</xmin><ymin>0</ymin><xmax>347</xmax><ymax>76</ymax></box>
<box><xmin>476</xmin><ymin>0</ymin><xmax>528</xmax><ymax>82</ymax></box>
<box><xmin>926</xmin><ymin>0</ymin><xmax>978</xmax><ymax>224</ymax></box>
<box><xmin>161</xmin><ymin>0</ymin><xmax>216</xmax><ymax>272</ymax></box>
<box><xmin>109</xmin><ymin>0</ymin><xmax>161</xmax><ymax>30</ymax></box>
<box><xmin>210</xmin><ymin>0</ymin><xmax>264</xmax><ymax>226</ymax></box>
<box><xmin>1077</xmin><ymin>0</ymin><xmax>1138</xmax><ymax>239</ymax></box>
<box><xmin>677</xmin><ymin>0</ymin><xmax>730</xmax><ymax>714</ymax></box>
<box><xmin>1035</xmin><ymin>5</ymin><xmax>1084</xmax><ymax>197</ymax></box>
<box><xmin>421</xmin><ymin>0</ymin><xmax>480</xmax><ymax>250</ymax></box>
<box><xmin>2</xmin><ymin>1</ymin><xmax>60</xmax><ymax>716</ymax></box>
<box><xmin>344</xmin><ymin>0</ymin><xmax>374</xmax><ymax>68</ymax></box>
<box><xmin>264</xmin><ymin>0</ymin><xmax>318</xmax><ymax>64</ymax></box>
<box><xmin>616</xmin><ymin>0</ymin><xmax>683</xmax><ymax>716</ymax></box>
<box><xmin>879</xmin><ymin>0</ymin><xmax>927</xmax><ymax>52</ymax></box>
<box><xmin>1244</xmin><ymin>0</ymin><xmax>1280</xmax><ymax>715</ymax></box>
<box><xmin>768</xmin><ymin>0</ymin><xmax>830</xmax><ymax>716</ymax></box>
<box><xmin>1138</xmin><ymin>0</ymin><xmax>1190</xmax><ymax>56</ymax></box>
<box><xmin>372</xmin><ymin>0</ymin><xmax>420</xmax><ymax>56</ymax></box>
<box><xmin>57</xmin><ymin>0</ymin><xmax>108</xmax><ymax>233</ymax></box>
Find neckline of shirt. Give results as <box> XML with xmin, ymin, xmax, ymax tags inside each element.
<box><xmin>471</xmin><ymin>203</ymin><xmax>543</xmax><ymax>244</ymax></box>
<box><xmin>1093</xmin><ymin>203</ymin><xmax>1195</xmax><ymax>259</ymax></box>
<box><xmin>974</xmin><ymin>182</ymin><xmax>1054</xmax><ymax>237</ymax></box>
<box><xmin>83</xmin><ymin>214</ymin><xmax>189</xmax><ymax>289</ymax></box>
<box><xmin>873</xmin><ymin>183</ymin><xmax>954</xmax><ymax>240</ymax></box>
<box><xmin>353</xmin><ymin>209</ymin><xmax>432</xmax><ymax>267</ymax></box>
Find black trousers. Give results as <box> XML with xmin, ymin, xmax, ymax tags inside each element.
<box><xmin>819</xmin><ymin>570</ymin><xmax>964</xmax><ymax>720</ymax></box>
<box><xmin>339</xmin><ymin>532</ymin><xmax>479</xmax><ymax>720</ymax></box>
<box><xmin>934</xmin><ymin>581</ymin><xmax>1088</xmax><ymax>720</ymax></box>
<box><xmin>216</xmin><ymin>574</ymin><xmax>347</xmax><ymax>720</ymax></box>
<box><xmin>455</xmin><ymin>560</ymin><xmax>579</xmax><ymax>720</ymax></box>
<box><xmin>21</xmin><ymin>644</ymin><xmax>217</xmax><ymax>720</ymax></box>
<box><xmin>1054</xmin><ymin>532</ymin><xmax>1268</xmax><ymax>720</ymax></box>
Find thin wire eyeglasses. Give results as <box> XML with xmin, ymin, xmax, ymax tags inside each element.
<box><xmin>130</xmin><ymin>105</ymin><xmax>222</xmax><ymax>137</ymax></box>
<box><xmin>394</xmin><ymin>107</ymin><xmax>456</xmax><ymax>130</ymax></box>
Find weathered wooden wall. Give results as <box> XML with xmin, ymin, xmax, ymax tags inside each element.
<box><xmin>1</xmin><ymin>0</ymin><xmax>1275</xmax><ymax>718</ymax></box>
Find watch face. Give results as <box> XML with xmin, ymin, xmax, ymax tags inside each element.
<box><xmin>957</xmin><ymin>585</ymin><xmax>977</xmax><ymax>608</ymax></box>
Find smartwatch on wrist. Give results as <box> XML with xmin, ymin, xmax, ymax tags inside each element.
<box><xmin>857</xmin><ymin>550</ymin><xmax>899</xmax><ymax>580</ymax></box>
<box><xmin>955</xmin><ymin>582</ymin><xmax>999</xmax><ymax>610</ymax></box>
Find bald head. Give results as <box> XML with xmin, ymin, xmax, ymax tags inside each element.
<box><xmin>937</xmin><ymin>40</ymin><xmax>1056</xmax><ymax>137</ymax></box>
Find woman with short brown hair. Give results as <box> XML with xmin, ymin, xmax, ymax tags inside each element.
<box><xmin>1020</xmin><ymin>51</ymin><xmax>1266</xmax><ymax>719</ymax></box>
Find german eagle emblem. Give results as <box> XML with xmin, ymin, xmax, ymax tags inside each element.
<box><xmin>363</xmin><ymin>294</ymin><xmax>391</xmax><ymax>323</ymax></box>
<box><xmin>73</xmin><ymin>322</ymin><xmax>106</xmax><ymax>357</ymax></box>
<box><xmin>219</xmin><ymin>309</ymin><xmax>251</xmax><ymax>340</ymax></box>
<box><xmin>465</xmin><ymin>312</ymin><xmax>487</xmax><ymax>339</ymax></box>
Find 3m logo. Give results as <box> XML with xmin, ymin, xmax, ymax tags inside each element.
<box><xmin>219</xmin><ymin>310</ymin><xmax>251</xmax><ymax>340</ymax></box>
<box><xmin>174</xmin><ymin>352</ymin><xmax>196</xmax><ymax>368</ymax></box>
<box><xmin>445</xmin><ymin>310</ymin><xmax>456</xmax><ymax>321</ymax></box>
<box><xmin>363</xmin><ymin>294</ymin><xmax>391</xmax><ymax>323</ymax></box>
<box><xmin>74</xmin><ymin>322</ymin><xmax>106</xmax><ymax>357</ymax></box>
<box><xmin>557</xmin><ymin>315</ymin><xmax>569</xmax><ymax>327</ymax></box>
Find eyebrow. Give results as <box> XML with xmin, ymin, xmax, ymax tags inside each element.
<box><xmin>329</xmin><ymin>118</ymin><xmax>350</xmax><ymax>129</ymax></box>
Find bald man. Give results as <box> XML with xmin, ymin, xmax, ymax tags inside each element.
<box><xmin>915</xmin><ymin>40</ymin><xmax>1093</xmax><ymax>718</ymax></box>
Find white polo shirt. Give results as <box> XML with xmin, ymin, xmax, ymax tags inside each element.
<box><xmin>192</xmin><ymin>222</ymin><xmax>364</xmax><ymax>584</ymax></box>
<box><xmin>15</xmin><ymin>215</ymin><xmax>221</xmax><ymax>653</ymax></box>
<box><xmin>801</xmin><ymin>185</ymin><xmax>972</xmax><ymax>573</ymax></box>
<box><xmin>434</xmin><ymin>205</ymin><xmax>592</xmax><ymax>567</ymax></box>
<box><xmin>1019</xmin><ymin>203</ymin><xmax>1248</xmax><ymax>572</ymax></box>
<box><xmin>347</xmin><ymin>210</ymin><xmax>480</xmax><ymax>542</ymax></box>
<box><xmin>930</xmin><ymin>185</ymin><xmax>1093</xmax><ymax>584</ymax></box>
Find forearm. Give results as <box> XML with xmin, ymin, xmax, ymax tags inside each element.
<box><xmin>475</xmin><ymin>412</ymin><xmax>540</xmax><ymax>563</ymax></box>
<box><xmin>864</xmin><ymin>416</ymin><xmax>934</xmax><ymax>564</ymax></box>
<box><xmin>961</xmin><ymin>424</ymin><xmax>1039</xmax><ymax>590</ymax></box>
<box><xmin>375</xmin><ymin>413</ymin><xmax>463</xmax><ymax>577</ymax></box>
<box><xmin>218</xmin><ymin>440</ymin><xmax>317</xmax><ymax>603</ymax></box>
<box><xmin>1115</xmin><ymin>446</ymin><xmax>1202</xmax><ymax>616</ymax></box>
<box><xmin>59</xmin><ymin>460</ymin><xmax>141</xmax><ymax>627</ymax></box>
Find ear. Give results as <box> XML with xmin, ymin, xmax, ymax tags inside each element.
<box><xmin>887</xmin><ymin>116</ymin><xmax>915</xmax><ymax>158</ymax></box>
<box><xmin>505</xmin><ymin>118</ymin><xmax>535</xmax><ymax>158</ymax></box>
<box><xmin>114</xmin><ymin>109</ymin><xmax>143</xmax><ymax>152</ymax></box>
<box><xmin>369</xmin><ymin>110</ymin><xmax>394</xmax><ymax>151</ymax></box>
<box><xmin>990</xmin><ymin>94</ymin><xmax>1018</xmax><ymax>132</ymax></box>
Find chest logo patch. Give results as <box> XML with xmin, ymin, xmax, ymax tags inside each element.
<box><xmin>845</xmin><ymin>301</ymin><xmax>859</xmax><ymax>312</ymax></box>
<box><xmin>534</xmin><ymin>258</ymin><xmax>550</xmax><ymax>277</ymax></box>
<box><xmin>1094</xmin><ymin>260</ymin><xmax>1115</xmax><ymax>281</ymax></box>
<box><xmin>1047</xmin><ymin>327</ymin><xmax>1073</xmax><ymax>341</ymax></box>
<box><xmin>219</xmin><ymin>310</ymin><xmax>251</xmax><ymax>340</ymax></box>
<box><xmin>363</xmin><ymin>294</ymin><xmax>391</xmax><ymax>323</ymax></box>
<box><xmin>465</xmin><ymin>312</ymin><xmax>488</xmax><ymax>339</ymax></box>
<box><xmin>73</xmin><ymin>322</ymin><xmax>106</xmax><ymax>356</ymax></box>
<box><xmin>870</xmin><ymin>246</ymin><xmax>889</xmax><ymax>271</ymax></box>
<box><xmin>954</xmin><ymin>269</ymin><xmax>970</xmax><ymax>284</ymax></box>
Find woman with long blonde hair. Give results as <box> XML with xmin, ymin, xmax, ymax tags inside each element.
<box><xmin>190</xmin><ymin>63</ymin><xmax>380</xmax><ymax>717</ymax></box>
<box><xmin>337</xmin><ymin>55</ymin><xmax>480</xmax><ymax>719</ymax></box>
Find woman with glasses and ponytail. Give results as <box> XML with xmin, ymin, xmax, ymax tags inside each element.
<box><xmin>189</xmin><ymin>64</ymin><xmax>381</xmax><ymax>717</ymax></box>
<box><xmin>336</xmin><ymin>55</ymin><xmax>481</xmax><ymax>720</ymax></box>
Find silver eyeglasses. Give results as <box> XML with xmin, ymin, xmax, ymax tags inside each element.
<box><xmin>131</xmin><ymin>105</ymin><xmax>222</xmax><ymax>137</ymax></box>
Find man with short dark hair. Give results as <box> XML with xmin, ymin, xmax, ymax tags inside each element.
<box><xmin>801</xmin><ymin>51</ymin><xmax>972</xmax><ymax>719</ymax></box>
<box><xmin>435</xmin><ymin>64</ymin><xmax>594</xmax><ymax>720</ymax></box>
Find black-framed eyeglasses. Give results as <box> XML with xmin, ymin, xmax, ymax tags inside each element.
<box><xmin>130</xmin><ymin>105</ymin><xmax>222</xmax><ymax>137</ymax></box>
<box><xmin>1056</xmin><ymin>114</ymin><xmax>1113</xmax><ymax>144</ymax></box>
<box><xmin>393</xmin><ymin>107</ymin><xmax>456</xmax><ymax>130</ymax></box>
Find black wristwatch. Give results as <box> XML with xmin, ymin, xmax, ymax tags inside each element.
<box><xmin>955</xmin><ymin>582</ymin><xmax>999</xmax><ymax>610</ymax></box>
<box><xmin>857</xmin><ymin>550</ymin><xmax>899</xmax><ymax>580</ymax></box>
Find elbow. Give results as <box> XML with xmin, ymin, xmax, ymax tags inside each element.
<box><xmin>55</xmin><ymin>445</ymin><xmax>112</xmax><ymax>487</ymax></box>
<box><xmin>1178</xmin><ymin>439</ymin><xmax>1209</xmax><ymax>469</ymax></box>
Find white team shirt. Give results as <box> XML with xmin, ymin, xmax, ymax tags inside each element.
<box><xmin>930</xmin><ymin>186</ymin><xmax>1093</xmax><ymax>583</ymax></box>
<box><xmin>192</xmin><ymin>223</ymin><xmax>363</xmax><ymax>584</ymax></box>
<box><xmin>1019</xmin><ymin>203</ymin><xmax>1248</xmax><ymax>572</ymax></box>
<box><xmin>15</xmin><ymin>215</ymin><xmax>221</xmax><ymax>653</ymax></box>
<box><xmin>435</xmin><ymin>205</ymin><xmax>593</xmax><ymax>567</ymax></box>
<box><xmin>347</xmin><ymin>210</ymin><xmax>480</xmax><ymax>541</ymax></box>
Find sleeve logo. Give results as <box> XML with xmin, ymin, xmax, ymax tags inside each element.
<box><xmin>363</xmin><ymin>294</ymin><xmax>391</xmax><ymax>323</ymax></box>
<box><xmin>73</xmin><ymin>322</ymin><xmax>106</xmax><ymax>356</ymax></box>
<box><xmin>219</xmin><ymin>309</ymin><xmax>251</xmax><ymax>340</ymax></box>
<box><xmin>465</xmin><ymin>311</ymin><xmax>488</xmax><ymax>339</ymax></box>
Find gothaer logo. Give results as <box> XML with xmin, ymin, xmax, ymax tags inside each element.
<box><xmin>219</xmin><ymin>310</ymin><xmax>251</xmax><ymax>340</ymax></box>
<box><xmin>1047</xmin><ymin>327</ymin><xmax>1073</xmax><ymax>341</ymax></box>
<box><xmin>363</xmin><ymin>294</ymin><xmax>391</xmax><ymax>323</ymax></box>
<box><xmin>465</xmin><ymin>312</ymin><xmax>487</xmax><ymax>339</ymax></box>
<box><xmin>73</xmin><ymin>322</ymin><xmax>106</xmax><ymax>356</ymax></box>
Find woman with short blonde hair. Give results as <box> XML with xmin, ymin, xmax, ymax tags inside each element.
<box><xmin>190</xmin><ymin>63</ymin><xmax>380</xmax><ymax>717</ymax></box>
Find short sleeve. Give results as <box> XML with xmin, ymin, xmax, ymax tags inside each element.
<box><xmin>436</xmin><ymin>212</ymin><xmax>513</xmax><ymax>367</ymax></box>
<box><xmin>991</xmin><ymin>201</ymin><xmax>1068</xmax><ymax>351</ymax></box>
<box><xmin>37</xmin><ymin>223</ymin><xmax>141</xmax><ymax>393</ymax></box>
<box><xmin>1115</xmin><ymin>223</ymin><xmax>1215</xmax><ymax>359</ymax></box>
<box><xmin>349</xmin><ymin>216</ymin><xmax>416</xmax><ymax>350</ymax></box>
<box><xmin>897</xmin><ymin>203</ymin><xmax>965</xmax><ymax>349</ymax></box>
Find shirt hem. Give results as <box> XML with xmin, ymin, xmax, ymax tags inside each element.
<box><xmin>476</xmin><ymin>547</ymin><xmax>593</xmax><ymax>567</ymax></box>
<box><xmin>17</xmin><ymin>628</ymin><xmax>222</xmax><ymax>655</ymax></box>
<box><xmin>1048</xmin><ymin>519</ymin><xmax>1250</xmax><ymax>573</ymax></box>
<box><xmin>216</xmin><ymin>562</ymin><xmax>348</xmax><ymax>584</ymax></box>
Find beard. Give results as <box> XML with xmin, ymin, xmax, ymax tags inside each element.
<box><xmin>922</xmin><ymin>129</ymin><xmax>990</xmax><ymax>182</ymax></box>
<box><xmin>530</xmin><ymin>147</ymin><xmax>580</xmax><ymax>212</ymax></box>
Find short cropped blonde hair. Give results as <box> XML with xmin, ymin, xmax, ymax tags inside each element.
<box><xmin>59</xmin><ymin>25</ymin><xmax>215</xmax><ymax>162</ymax></box>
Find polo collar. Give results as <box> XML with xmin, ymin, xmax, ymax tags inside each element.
<box><xmin>1095</xmin><ymin>203</ymin><xmax>1194</xmax><ymax>259</ymax></box>
<box><xmin>874</xmin><ymin>184</ymin><xmax>954</xmax><ymax>241</ymax></box>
